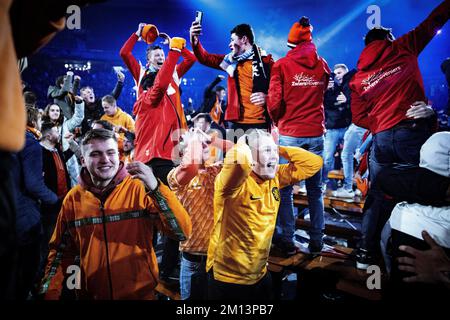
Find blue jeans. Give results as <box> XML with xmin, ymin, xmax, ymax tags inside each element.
<box><xmin>274</xmin><ymin>135</ymin><xmax>325</xmax><ymax>245</ymax></box>
<box><xmin>342</xmin><ymin>124</ymin><xmax>366</xmax><ymax>190</ymax></box>
<box><xmin>360</xmin><ymin>122</ymin><xmax>431</xmax><ymax>253</ymax></box>
<box><xmin>180</xmin><ymin>254</ymin><xmax>207</xmax><ymax>300</ymax></box>
<box><xmin>322</xmin><ymin>127</ymin><xmax>347</xmax><ymax>186</ymax></box>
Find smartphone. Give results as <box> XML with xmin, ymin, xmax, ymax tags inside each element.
<box><xmin>195</xmin><ymin>10</ymin><xmax>203</xmax><ymax>24</ymax></box>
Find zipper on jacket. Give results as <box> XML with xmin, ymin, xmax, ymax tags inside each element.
<box><xmin>100</xmin><ymin>201</ymin><xmax>114</xmax><ymax>300</ymax></box>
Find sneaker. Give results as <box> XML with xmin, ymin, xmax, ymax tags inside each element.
<box><xmin>331</xmin><ymin>188</ymin><xmax>355</xmax><ymax>199</ymax></box>
<box><xmin>299</xmin><ymin>185</ymin><xmax>307</xmax><ymax>194</ymax></box>
<box><xmin>272</xmin><ymin>240</ymin><xmax>301</xmax><ymax>256</ymax></box>
<box><xmin>354</xmin><ymin>188</ymin><xmax>362</xmax><ymax>197</ymax></box>
<box><xmin>308</xmin><ymin>241</ymin><xmax>323</xmax><ymax>255</ymax></box>
<box><xmin>355</xmin><ymin>248</ymin><xmax>373</xmax><ymax>270</ymax></box>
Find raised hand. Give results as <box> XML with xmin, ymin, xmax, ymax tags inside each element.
<box><xmin>136</xmin><ymin>23</ymin><xmax>146</xmax><ymax>38</ymax></box>
<box><xmin>190</xmin><ymin>21</ymin><xmax>202</xmax><ymax>46</ymax></box>
<box><xmin>116</xmin><ymin>70</ymin><xmax>125</xmax><ymax>82</ymax></box>
<box><xmin>169</xmin><ymin>37</ymin><xmax>186</xmax><ymax>52</ymax></box>
<box><xmin>126</xmin><ymin>162</ymin><xmax>158</xmax><ymax>191</ymax></box>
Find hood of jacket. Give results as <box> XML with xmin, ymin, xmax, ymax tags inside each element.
<box><xmin>286</xmin><ymin>41</ymin><xmax>321</xmax><ymax>69</ymax></box>
<box><xmin>357</xmin><ymin>40</ymin><xmax>395</xmax><ymax>71</ymax></box>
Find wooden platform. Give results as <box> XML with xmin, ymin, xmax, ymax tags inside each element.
<box><xmin>268</xmin><ymin>247</ymin><xmax>383</xmax><ymax>301</ymax></box>
<box><xmin>294</xmin><ymin>192</ymin><xmax>364</xmax><ymax>214</ymax></box>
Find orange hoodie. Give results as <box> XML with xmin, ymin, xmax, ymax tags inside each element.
<box><xmin>40</xmin><ymin>164</ymin><xmax>191</xmax><ymax>300</ymax></box>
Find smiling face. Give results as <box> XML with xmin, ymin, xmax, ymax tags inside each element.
<box><xmin>81</xmin><ymin>138</ymin><xmax>119</xmax><ymax>187</ymax></box>
<box><xmin>250</xmin><ymin>135</ymin><xmax>279</xmax><ymax>180</ymax></box>
<box><xmin>48</xmin><ymin>104</ymin><xmax>61</xmax><ymax>122</ymax></box>
<box><xmin>333</xmin><ymin>67</ymin><xmax>348</xmax><ymax>85</ymax></box>
<box><xmin>147</xmin><ymin>48</ymin><xmax>165</xmax><ymax>70</ymax></box>
<box><xmin>229</xmin><ymin>33</ymin><xmax>248</xmax><ymax>56</ymax></box>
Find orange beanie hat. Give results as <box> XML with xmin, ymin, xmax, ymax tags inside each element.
<box><xmin>287</xmin><ymin>17</ymin><xmax>313</xmax><ymax>48</ymax></box>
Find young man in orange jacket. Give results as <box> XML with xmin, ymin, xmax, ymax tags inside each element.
<box><xmin>39</xmin><ymin>129</ymin><xmax>191</xmax><ymax>299</ymax></box>
<box><xmin>190</xmin><ymin>21</ymin><xmax>273</xmax><ymax>134</ymax></box>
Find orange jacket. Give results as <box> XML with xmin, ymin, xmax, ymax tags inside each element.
<box><xmin>40</xmin><ymin>165</ymin><xmax>191</xmax><ymax>300</ymax></box>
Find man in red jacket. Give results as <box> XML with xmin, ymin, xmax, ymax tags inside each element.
<box><xmin>190</xmin><ymin>21</ymin><xmax>273</xmax><ymax>135</ymax></box>
<box><xmin>350</xmin><ymin>0</ymin><xmax>450</xmax><ymax>269</ymax></box>
<box><xmin>267</xmin><ymin>17</ymin><xmax>330</xmax><ymax>255</ymax></box>
<box><xmin>120</xmin><ymin>24</ymin><xmax>196</xmax><ymax>283</ymax></box>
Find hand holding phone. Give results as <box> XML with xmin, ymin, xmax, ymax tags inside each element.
<box><xmin>195</xmin><ymin>11</ymin><xmax>203</xmax><ymax>25</ymax></box>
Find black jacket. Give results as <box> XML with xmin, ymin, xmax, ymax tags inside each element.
<box><xmin>324</xmin><ymin>69</ymin><xmax>356</xmax><ymax>129</ymax></box>
<box><xmin>47</xmin><ymin>74</ymin><xmax>80</xmax><ymax>119</ymax></box>
<box><xmin>200</xmin><ymin>76</ymin><xmax>226</xmax><ymax>125</ymax></box>
<box><xmin>40</xmin><ymin>145</ymin><xmax>72</xmax><ymax>218</ymax></box>
<box><xmin>378</xmin><ymin>166</ymin><xmax>450</xmax><ymax>207</ymax></box>
<box><xmin>41</xmin><ymin>145</ymin><xmax>71</xmax><ymax>198</ymax></box>
<box><xmin>81</xmin><ymin>80</ymin><xmax>124</xmax><ymax>134</ymax></box>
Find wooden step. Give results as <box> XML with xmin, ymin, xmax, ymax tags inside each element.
<box><xmin>293</xmin><ymin>192</ymin><xmax>364</xmax><ymax>214</ymax></box>
<box><xmin>268</xmin><ymin>246</ymin><xmax>383</xmax><ymax>301</ymax></box>
<box><xmin>327</xmin><ymin>169</ymin><xmax>344</xmax><ymax>180</ymax></box>
<box><xmin>296</xmin><ymin>219</ymin><xmax>361</xmax><ymax>240</ymax></box>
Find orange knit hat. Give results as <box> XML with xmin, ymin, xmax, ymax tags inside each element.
<box><xmin>287</xmin><ymin>17</ymin><xmax>313</xmax><ymax>48</ymax></box>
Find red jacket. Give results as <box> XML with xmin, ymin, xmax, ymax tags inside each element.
<box><xmin>132</xmin><ymin>50</ymin><xmax>192</xmax><ymax>163</ymax></box>
<box><xmin>193</xmin><ymin>41</ymin><xmax>273</xmax><ymax>122</ymax></box>
<box><xmin>267</xmin><ymin>42</ymin><xmax>330</xmax><ymax>137</ymax></box>
<box><xmin>350</xmin><ymin>0</ymin><xmax>450</xmax><ymax>134</ymax></box>
<box><xmin>120</xmin><ymin>34</ymin><xmax>196</xmax><ymax>163</ymax></box>
<box><xmin>120</xmin><ymin>33</ymin><xmax>196</xmax><ymax>98</ymax></box>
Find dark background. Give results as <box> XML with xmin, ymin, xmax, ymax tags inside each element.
<box><xmin>22</xmin><ymin>0</ymin><xmax>450</xmax><ymax>115</ymax></box>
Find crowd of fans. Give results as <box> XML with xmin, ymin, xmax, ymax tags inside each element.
<box><xmin>1</xmin><ymin>0</ymin><xmax>449</xmax><ymax>302</ymax></box>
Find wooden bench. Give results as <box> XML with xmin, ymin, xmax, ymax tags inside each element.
<box><xmin>293</xmin><ymin>190</ymin><xmax>364</xmax><ymax>242</ymax></box>
<box><xmin>293</xmin><ymin>192</ymin><xmax>365</xmax><ymax>214</ymax></box>
<box><xmin>268</xmin><ymin>247</ymin><xmax>383</xmax><ymax>301</ymax></box>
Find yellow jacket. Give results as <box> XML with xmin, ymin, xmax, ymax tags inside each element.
<box><xmin>207</xmin><ymin>144</ymin><xmax>322</xmax><ymax>285</ymax></box>
<box><xmin>101</xmin><ymin>107</ymin><xmax>135</xmax><ymax>133</ymax></box>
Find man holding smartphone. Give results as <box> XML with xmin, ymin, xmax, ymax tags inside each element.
<box><xmin>190</xmin><ymin>16</ymin><xmax>273</xmax><ymax>135</ymax></box>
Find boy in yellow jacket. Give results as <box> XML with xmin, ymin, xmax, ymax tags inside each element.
<box><xmin>207</xmin><ymin>129</ymin><xmax>323</xmax><ymax>299</ymax></box>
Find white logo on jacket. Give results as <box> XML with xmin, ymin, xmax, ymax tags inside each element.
<box><xmin>291</xmin><ymin>73</ymin><xmax>324</xmax><ymax>87</ymax></box>
<box><xmin>361</xmin><ymin>66</ymin><xmax>402</xmax><ymax>92</ymax></box>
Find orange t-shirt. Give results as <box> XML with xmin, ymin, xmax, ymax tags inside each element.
<box><xmin>237</xmin><ymin>61</ymin><xmax>266</xmax><ymax>124</ymax></box>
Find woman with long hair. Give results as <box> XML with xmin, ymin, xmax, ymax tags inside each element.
<box><xmin>42</xmin><ymin>104</ymin><xmax>64</xmax><ymax>128</ymax></box>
